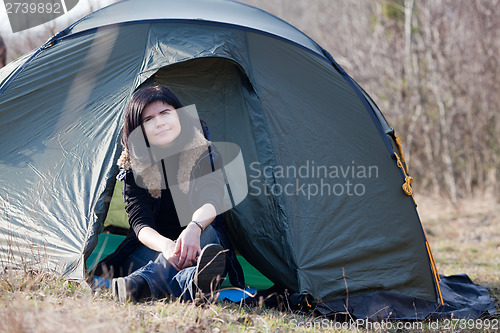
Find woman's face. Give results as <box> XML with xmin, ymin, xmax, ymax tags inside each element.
<box><xmin>141</xmin><ymin>101</ymin><xmax>181</xmax><ymax>147</ymax></box>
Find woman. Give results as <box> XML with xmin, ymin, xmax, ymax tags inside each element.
<box><xmin>94</xmin><ymin>85</ymin><xmax>242</xmax><ymax>302</ymax></box>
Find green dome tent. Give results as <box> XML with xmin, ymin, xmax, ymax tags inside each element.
<box><xmin>0</xmin><ymin>0</ymin><xmax>454</xmax><ymax>319</ymax></box>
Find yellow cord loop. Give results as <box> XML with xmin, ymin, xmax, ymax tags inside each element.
<box><xmin>402</xmin><ymin>176</ymin><xmax>414</xmax><ymax>195</ymax></box>
<box><xmin>305</xmin><ymin>297</ymin><xmax>312</xmax><ymax>308</ymax></box>
<box><xmin>393</xmin><ymin>135</ymin><xmax>414</xmax><ymax>196</ymax></box>
<box><xmin>394</xmin><ymin>136</ymin><xmax>407</xmax><ymax>167</ymax></box>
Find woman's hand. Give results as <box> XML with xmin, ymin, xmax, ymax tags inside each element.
<box><xmin>137</xmin><ymin>227</ymin><xmax>183</xmax><ymax>271</ymax></box>
<box><xmin>174</xmin><ymin>223</ymin><xmax>202</xmax><ymax>270</ymax></box>
<box><xmin>161</xmin><ymin>240</ymin><xmax>182</xmax><ymax>271</ymax></box>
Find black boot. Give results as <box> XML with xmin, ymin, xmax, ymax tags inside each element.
<box><xmin>112</xmin><ymin>275</ymin><xmax>150</xmax><ymax>303</ymax></box>
<box><xmin>192</xmin><ymin>244</ymin><xmax>226</xmax><ymax>299</ymax></box>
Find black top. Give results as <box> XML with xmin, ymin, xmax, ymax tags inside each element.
<box><xmin>124</xmin><ymin>168</ymin><xmax>182</xmax><ymax>240</ymax></box>
<box><xmin>123</xmin><ymin>148</ymin><xmax>225</xmax><ymax>242</ymax></box>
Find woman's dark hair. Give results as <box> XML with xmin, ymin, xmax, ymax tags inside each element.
<box><xmin>122</xmin><ymin>85</ymin><xmax>199</xmax><ymax>153</ymax></box>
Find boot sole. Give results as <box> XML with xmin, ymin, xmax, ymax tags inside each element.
<box><xmin>193</xmin><ymin>244</ymin><xmax>226</xmax><ymax>295</ymax></box>
<box><xmin>112</xmin><ymin>277</ymin><xmax>128</xmax><ymax>302</ymax></box>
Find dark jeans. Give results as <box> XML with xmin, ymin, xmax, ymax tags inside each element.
<box><xmin>129</xmin><ymin>225</ymin><xmax>221</xmax><ymax>301</ymax></box>
<box><xmin>122</xmin><ymin>243</ymin><xmax>161</xmax><ymax>275</ymax></box>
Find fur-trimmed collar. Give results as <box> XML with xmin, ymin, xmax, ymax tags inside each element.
<box><xmin>117</xmin><ymin>128</ymin><xmax>210</xmax><ymax>198</ymax></box>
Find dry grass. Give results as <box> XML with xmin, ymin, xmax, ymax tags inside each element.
<box><xmin>0</xmin><ymin>194</ymin><xmax>498</xmax><ymax>332</ymax></box>
<box><xmin>415</xmin><ymin>193</ymin><xmax>500</xmax><ymax>315</ymax></box>
<box><xmin>0</xmin><ymin>270</ymin><xmax>315</xmax><ymax>332</ymax></box>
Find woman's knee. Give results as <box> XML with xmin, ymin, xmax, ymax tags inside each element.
<box><xmin>199</xmin><ymin>225</ymin><xmax>220</xmax><ymax>247</ymax></box>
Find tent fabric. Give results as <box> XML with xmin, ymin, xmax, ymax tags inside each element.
<box><xmin>2</xmin><ymin>0</ymin><xmax>492</xmax><ymax>318</ymax></box>
<box><xmin>0</xmin><ymin>0</ymin><xmax>438</xmax><ymax>299</ymax></box>
<box><xmin>429</xmin><ymin>275</ymin><xmax>496</xmax><ymax>319</ymax></box>
<box><xmin>314</xmin><ymin>274</ymin><xmax>496</xmax><ymax>320</ymax></box>
<box><xmin>68</xmin><ymin>0</ymin><xmax>322</xmax><ymax>56</ymax></box>
<box><xmin>0</xmin><ymin>25</ymin><xmax>147</xmax><ymax>279</ymax></box>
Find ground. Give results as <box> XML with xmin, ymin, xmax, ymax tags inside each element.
<box><xmin>0</xmin><ymin>194</ymin><xmax>498</xmax><ymax>332</ymax></box>
<box><xmin>416</xmin><ymin>193</ymin><xmax>500</xmax><ymax>322</ymax></box>
<box><xmin>416</xmin><ymin>194</ymin><xmax>499</xmax><ymax>305</ymax></box>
